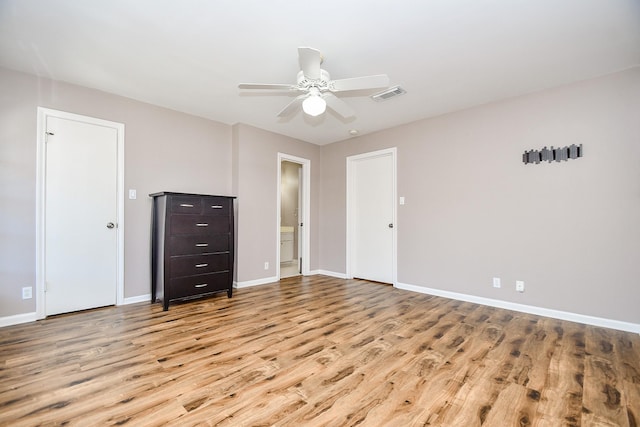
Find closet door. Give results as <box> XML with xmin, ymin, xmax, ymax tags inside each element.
<box><xmin>44</xmin><ymin>115</ymin><xmax>118</xmax><ymax>315</ymax></box>
<box><xmin>349</xmin><ymin>149</ymin><xmax>395</xmax><ymax>284</ymax></box>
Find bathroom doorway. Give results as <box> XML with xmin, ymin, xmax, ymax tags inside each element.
<box><xmin>277</xmin><ymin>153</ymin><xmax>310</xmax><ymax>279</ymax></box>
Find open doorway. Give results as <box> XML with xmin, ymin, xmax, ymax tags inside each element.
<box><xmin>277</xmin><ymin>153</ymin><xmax>310</xmax><ymax>279</ymax></box>
<box><xmin>280</xmin><ymin>161</ymin><xmax>301</xmax><ymax>277</ymax></box>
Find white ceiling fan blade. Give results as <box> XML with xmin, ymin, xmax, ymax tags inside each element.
<box><xmin>323</xmin><ymin>93</ymin><xmax>355</xmax><ymax>119</ymax></box>
<box><xmin>298</xmin><ymin>47</ymin><xmax>322</xmax><ymax>80</ymax></box>
<box><xmin>330</xmin><ymin>74</ymin><xmax>390</xmax><ymax>92</ymax></box>
<box><xmin>277</xmin><ymin>94</ymin><xmax>307</xmax><ymax>117</ymax></box>
<box><xmin>239</xmin><ymin>83</ymin><xmax>296</xmax><ymax>90</ymax></box>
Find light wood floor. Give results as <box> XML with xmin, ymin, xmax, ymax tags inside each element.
<box><xmin>1</xmin><ymin>276</ymin><xmax>639</xmax><ymax>426</ymax></box>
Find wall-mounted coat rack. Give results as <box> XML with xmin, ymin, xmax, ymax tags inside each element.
<box><xmin>523</xmin><ymin>144</ymin><xmax>583</xmax><ymax>165</ymax></box>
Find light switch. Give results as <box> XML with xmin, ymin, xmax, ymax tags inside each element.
<box><xmin>129</xmin><ymin>189</ymin><xmax>137</xmax><ymax>200</ymax></box>
<box><xmin>399</xmin><ymin>196</ymin><xmax>405</xmax><ymax>205</ymax></box>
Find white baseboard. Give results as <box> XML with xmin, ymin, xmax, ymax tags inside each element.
<box><xmin>6</xmin><ymin>279</ymin><xmax>634</xmax><ymax>334</ymax></box>
<box><xmin>234</xmin><ymin>276</ymin><xmax>279</xmax><ymax>289</ymax></box>
<box><xmin>395</xmin><ymin>282</ymin><xmax>640</xmax><ymax>334</ymax></box>
<box><xmin>313</xmin><ymin>270</ymin><xmax>348</xmax><ymax>279</ymax></box>
<box><xmin>235</xmin><ymin>271</ymin><xmax>347</xmax><ymax>288</ymax></box>
<box><xmin>0</xmin><ymin>312</ymin><xmax>38</xmax><ymax>328</ymax></box>
<box><xmin>0</xmin><ymin>295</ymin><xmax>152</xmax><ymax>327</ymax></box>
<box><xmin>123</xmin><ymin>294</ymin><xmax>151</xmax><ymax>305</ymax></box>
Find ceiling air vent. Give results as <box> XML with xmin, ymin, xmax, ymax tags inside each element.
<box><xmin>371</xmin><ymin>85</ymin><xmax>406</xmax><ymax>102</ymax></box>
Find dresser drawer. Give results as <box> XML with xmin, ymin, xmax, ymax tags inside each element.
<box><xmin>170</xmin><ymin>215</ymin><xmax>230</xmax><ymax>235</ymax></box>
<box><xmin>170</xmin><ymin>272</ymin><xmax>230</xmax><ymax>299</ymax></box>
<box><xmin>169</xmin><ymin>234</ymin><xmax>230</xmax><ymax>256</ymax></box>
<box><xmin>170</xmin><ymin>253</ymin><xmax>229</xmax><ymax>277</ymax></box>
<box><xmin>170</xmin><ymin>196</ymin><xmax>203</xmax><ymax>214</ymax></box>
<box><xmin>203</xmin><ymin>197</ymin><xmax>232</xmax><ymax>215</ymax></box>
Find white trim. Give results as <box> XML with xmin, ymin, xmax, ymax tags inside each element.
<box><xmin>313</xmin><ymin>270</ymin><xmax>348</xmax><ymax>279</ymax></box>
<box><xmin>396</xmin><ymin>282</ymin><xmax>640</xmax><ymax>334</ymax></box>
<box><xmin>36</xmin><ymin>108</ymin><xmax>125</xmax><ymax>319</ymax></box>
<box><xmin>123</xmin><ymin>294</ymin><xmax>151</xmax><ymax>305</ymax></box>
<box><xmin>346</xmin><ymin>147</ymin><xmax>397</xmax><ymax>285</ymax></box>
<box><xmin>0</xmin><ymin>312</ymin><xmax>38</xmax><ymax>328</ymax></box>
<box><xmin>277</xmin><ymin>153</ymin><xmax>311</xmax><ymax>279</ymax></box>
<box><xmin>7</xmin><ymin>278</ymin><xmax>637</xmax><ymax>334</ymax></box>
<box><xmin>234</xmin><ymin>276</ymin><xmax>279</xmax><ymax>288</ymax></box>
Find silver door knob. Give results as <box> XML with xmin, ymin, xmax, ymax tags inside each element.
<box><xmin>388</xmin><ymin>223</ymin><xmax>394</xmax><ymax>228</ymax></box>
<box><xmin>106</xmin><ymin>222</ymin><xmax>115</xmax><ymax>229</ymax></box>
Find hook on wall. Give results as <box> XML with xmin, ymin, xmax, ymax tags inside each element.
<box><xmin>523</xmin><ymin>144</ymin><xmax>583</xmax><ymax>165</ymax></box>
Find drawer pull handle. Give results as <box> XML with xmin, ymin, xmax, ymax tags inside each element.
<box><xmin>179</xmin><ymin>203</ymin><xmax>194</xmax><ymax>208</ymax></box>
<box><xmin>195</xmin><ymin>263</ymin><xmax>208</xmax><ymax>268</ymax></box>
<box><xmin>195</xmin><ymin>243</ymin><xmax>209</xmax><ymax>247</ymax></box>
<box><xmin>194</xmin><ymin>283</ymin><xmax>208</xmax><ymax>288</ymax></box>
<box><xmin>211</xmin><ymin>205</ymin><xmax>223</xmax><ymax>209</ymax></box>
<box><xmin>196</xmin><ymin>223</ymin><xmax>208</xmax><ymax>227</ymax></box>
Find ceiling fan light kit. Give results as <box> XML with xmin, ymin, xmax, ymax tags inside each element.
<box><xmin>302</xmin><ymin>88</ymin><xmax>326</xmax><ymax>116</ymax></box>
<box><xmin>239</xmin><ymin>47</ymin><xmax>390</xmax><ymax>119</ymax></box>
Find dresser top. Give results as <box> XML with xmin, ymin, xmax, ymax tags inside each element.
<box><xmin>149</xmin><ymin>191</ymin><xmax>236</xmax><ymax>199</ymax></box>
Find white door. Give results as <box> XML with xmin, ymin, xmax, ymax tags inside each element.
<box><xmin>349</xmin><ymin>149</ymin><xmax>395</xmax><ymax>284</ymax></box>
<box><xmin>297</xmin><ymin>165</ymin><xmax>303</xmax><ymax>273</ymax></box>
<box><xmin>44</xmin><ymin>116</ymin><xmax>118</xmax><ymax>315</ymax></box>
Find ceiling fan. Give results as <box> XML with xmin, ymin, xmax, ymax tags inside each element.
<box><xmin>238</xmin><ymin>47</ymin><xmax>390</xmax><ymax>119</ymax></box>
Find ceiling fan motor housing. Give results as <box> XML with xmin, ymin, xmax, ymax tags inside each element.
<box><xmin>296</xmin><ymin>69</ymin><xmax>332</xmax><ymax>91</ymax></box>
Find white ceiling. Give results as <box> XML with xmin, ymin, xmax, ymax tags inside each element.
<box><xmin>1</xmin><ymin>0</ymin><xmax>639</xmax><ymax>145</ymax></box>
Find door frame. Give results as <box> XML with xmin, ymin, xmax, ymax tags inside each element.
<box><xmin>35</xmin><ymin>107</ymin><xmax>125</xmax><ymax>319</ymax></box>
<box><xmin>346</xmin><ymin>147</ymin><xmax>397</xmax><ymax>285</ymax></box>
<box><xmin>277</xmin><ymin>153</ymin><xmax>310</xmax><ymax>279</ymax></box>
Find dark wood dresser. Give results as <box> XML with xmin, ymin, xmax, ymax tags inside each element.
<box><xmin>150</xmin><ymin>192</ymin><xmax>236</xmax><ymax>310</ymax></box>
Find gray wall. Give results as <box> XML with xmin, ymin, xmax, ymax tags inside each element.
<box><xmin>319</xmin><ymin>67</ymin><xmax>640</xmax><ymax>324</ymax></box>
<box><xmin>231</xmin><ymin>124</ymin><xmax>320</xmax><ymax>283</ymax></box>
<box><xmin>0</xmin><ymin>68</ymin><xmax>321</xmax><ymax>319</ymax></box>
<box><xmin>0</xmin><ymin>68</ymin><xmax>232</xmax><ymax>316</ymax></box>
<box><xmin>2</xmin><ymin>65</ymin><xmax>639</xmax><ymax>327</ymax></box>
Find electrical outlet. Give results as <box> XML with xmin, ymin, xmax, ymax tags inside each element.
<box><xmin>492</xmin><ymin>277</ymin><xmax>501</xmax><ymax>288</ymax></box>
<box><xmin>516</xmin><ymin>280</ymin><xmax>525</xmax><ymax>292</ymax></box>
<box><xmin>264</xmin><ymin>262</ymin><xmax>269</xmax><ymax>270</ymax></box>
<box><xmin>22</xmin><ymin>287</ymin><xmax>32</xmax><ymax>299</ymax></box>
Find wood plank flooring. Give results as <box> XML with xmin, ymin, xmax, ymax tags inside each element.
<box><xmin>1</xmin><ymin>275</ymin><xmax>639</xmax><ymax>426</ymax></box>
